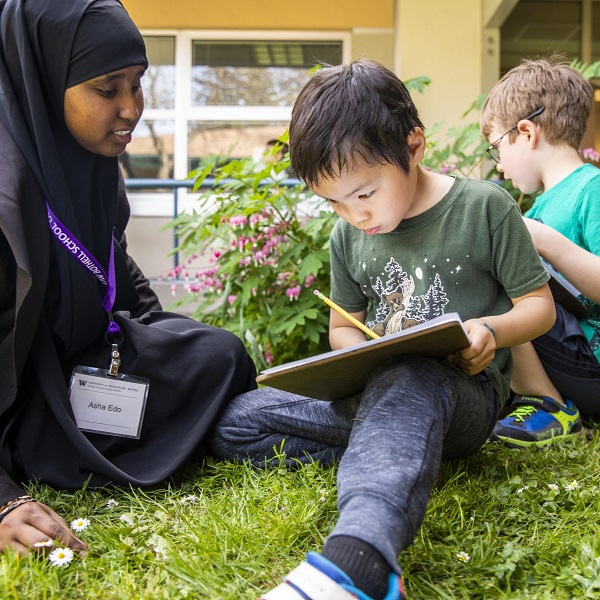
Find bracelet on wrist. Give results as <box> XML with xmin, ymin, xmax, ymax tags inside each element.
<box><xmin>0</xmin><ymin>495</ymin><xmax>37</xmax><ymax>522</ymax></box>
<box><xmin>483</xmin><ymin>322</ymin><xmax>496</xmax><ymax>338</ymax></box>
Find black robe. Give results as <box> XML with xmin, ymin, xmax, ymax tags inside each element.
<box><xmin>0</xmin><ymin>0</ymin><xmax>256</xmax><ymax>503</ymax></box>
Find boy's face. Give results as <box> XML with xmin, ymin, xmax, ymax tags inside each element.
<box><xmin>487</xmin><ymin>125</ymin><xmax>543</xmax><ymax>194</ymax></box>
<box><xmin>311</xmin><ymin>160</ymin><xmax>424</xmax><ymax>235</ymax></box>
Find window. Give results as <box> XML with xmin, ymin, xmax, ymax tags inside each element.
<box><xmin>121</xmin><ymin>34</ymin><xmax>345</xmax><ymax>182</ymax></box>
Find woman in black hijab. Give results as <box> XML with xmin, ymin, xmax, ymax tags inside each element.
<box><xmin>0</xmin><ymin>0</ymin><xmax>256</xmax><ymax>553</ymax></box>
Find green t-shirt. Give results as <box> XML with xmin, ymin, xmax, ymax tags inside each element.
<box><xmin>330</xmin><ymin>175</ymin><xmax>550</xmax><ymax>403</ymax></box>
<box><xmin>525</xmin><ymin>163</ymin><xmax>600</xmax><ymax>361</ymax></box>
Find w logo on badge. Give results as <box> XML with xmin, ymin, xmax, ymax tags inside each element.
<box><xmin>79</xmin><ymin>380</ymin><xmax>87</xmax><ymax>387</ymax></box>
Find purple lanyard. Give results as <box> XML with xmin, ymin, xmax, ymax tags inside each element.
<box><xmin>46</xmin><ymin>202</ymin><xmax>120</xmax><ymax>336</ymax></box>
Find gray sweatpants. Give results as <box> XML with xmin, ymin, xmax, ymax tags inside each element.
<box><xmin>209</xmin><ymin>355</ymin><xmax>500</xmax><ymax>572</ymax></box>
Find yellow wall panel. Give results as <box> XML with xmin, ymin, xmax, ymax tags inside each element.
<box><xmin>351</xmin><ymin>31</ymin><xmax>395</xmax><ymax>70</ymax></box>
<box><xmin>396</xmin><ymin>0</ymin><xmax>482</xmax><ymax>137</ymax></box>
<box><xmin>121</xmin><ymin>0</ymin><xmax>393</xmax><ymax>30</ymax></box>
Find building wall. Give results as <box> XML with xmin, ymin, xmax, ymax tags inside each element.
<box><xmin>118</xmin><ymin>0</ymin><xmax>600</xmax><ymax>310</ymax></box>
<box><xmin>121</xmin><ymin>0</ymin><xmax>486</xmax><ymax>133</ymax></box>
<box><xmin>395</xmin><ymin>0</ymin><xmax>483</xmax><ymax>132</ymax></box>
<box><xmin>120</xmin><ymin>0</ymin><xmax>491</xmax><ymax>289</ymax></box>
<box><xmin>122</xmin><ymin>0</ymin><xmax>393</xmax><ymax>30</ymax></box>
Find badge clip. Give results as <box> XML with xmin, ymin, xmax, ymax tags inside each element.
<box><xmin>108</xmin><ymin>343</ymin><xmax>121</xmax><ymax>377</ymax></box>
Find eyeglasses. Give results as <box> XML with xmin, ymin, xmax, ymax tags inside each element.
<box><xmin>486</xmin><ymin>106</ymin><xmax>545</xmax><ymax>164</ymax></box>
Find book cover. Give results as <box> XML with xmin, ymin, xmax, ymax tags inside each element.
<box><xmin>542</xmin><ymin>259</ymin><xmax>589</xmax><ymax>319</ymax></box>
<box><xmin>256</xmin><ymin>312</ymin><xmax>470</xmax><ymax>401</ymax></box>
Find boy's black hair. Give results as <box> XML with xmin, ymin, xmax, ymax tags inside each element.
<box><xmin>289</xmin><ymin>59</ymin><xmax>424</xmax><ymax>187</ymax></box>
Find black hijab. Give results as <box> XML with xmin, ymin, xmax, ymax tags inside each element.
<box><xmin>0</xmin><ymin>0</ymin><xmax>147</xmax><ymax>358</ymax></box>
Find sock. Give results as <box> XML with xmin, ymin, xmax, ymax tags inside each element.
<box><xmin>322</xmin><ymin>535</ymin><xmax>392</xmax><ymax>600</ymax></box>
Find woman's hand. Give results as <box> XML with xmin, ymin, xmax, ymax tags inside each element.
<box><xmin>0</xmin><ymin>501</ymin><xmax>88</xmax><ymax>555</ymax></box>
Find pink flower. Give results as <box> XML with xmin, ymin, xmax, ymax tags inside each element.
<box><xmin>238</xmin><ymin>256</ymin><xmax>252</xmax><ymax>267</ymax></box>
<box><xmin>304</xmin><ymin>274</ymin><xmax>315</xmax><ymax>287</ymax></box>
<box><xmin>264</xmin><ymin>351</ymin><xmax>274</xmax><ymax>365</ymax></box>
<box><xmin>229</xmin><ymin>215</ymin><xmax>248</xmax><ymax>228</ymax></box>
<box><xmin>286</xmin><ymin>285</ymin><xmax>302</xmax><ymax>300</ymax></box>
<box><xmin>253</xmin><ymin>250</ymin><xmax>266</xmax><ymax>264</ymax></box>
<box><xmin>582</xmin><ymin>147</ymin><xmax>600</xmax><ymax>162</ymax></box>
<box><xmin>227</xmin><ymin>295</ymin><xmax>237</xmax><ymax>305</ymax></box>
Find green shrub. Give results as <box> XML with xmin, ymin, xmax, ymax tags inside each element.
<box><xmin>168</xmin><ymin>138</ymin><xmax>334</xmax><ymax>370</ymax></box>
<box><xmin>167</xmin><ymin>64</ymin><xmax>600</xmax><ymax>368</ymax></box>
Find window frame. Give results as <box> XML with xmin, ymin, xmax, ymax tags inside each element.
<box><xmin>138</xmin><ymin>29</ymin><xmax>351</xmax><ymax>183</ymax></box>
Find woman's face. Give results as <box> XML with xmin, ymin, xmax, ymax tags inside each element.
<box><xmin>64</xmin><ymin>65</ymin><xmax>145</xmax><ymax>156</ymax></box>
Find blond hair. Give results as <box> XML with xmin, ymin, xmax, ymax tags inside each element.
<box><xmin>480</xmin><ymin>56</ymin><xmax>593</xmax><ymax>148</ymax></box>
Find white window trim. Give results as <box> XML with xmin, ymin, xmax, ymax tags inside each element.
<box><xmin>139</xmin><ymin>29</ymin><xmax>350</xmax><ymax>180</ymax></box>
<box><xmin>131</xmin><ymin>29</ymin><xmax>350</xmax><ymax>216</ymax></box>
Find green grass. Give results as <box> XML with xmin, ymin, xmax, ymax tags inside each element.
<box><xmin>2</xmin><ymin>429</ymin><xmax>600</xmax><ymax>599</ymax></box>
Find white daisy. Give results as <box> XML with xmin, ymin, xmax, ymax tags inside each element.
<box><xmin>517</xmin><ymin>486</ymin><xmax>529</xmax><ymax>494</ymax></box>
<box><xmin>319</xmin><ymin>489</ymin><xmax>328</xmax><ymax>502</ymax></box>
<box><xmin>48</xmin><ymin>547</ymin><xmax>74</xmax><ymax>567</ymax></box>
<box><xmin>33</xmin><ymin>539</ymin><xmax>54</xmax><ymax>548</ymax></box>
<box><xmin>565</xmin><ymin>480</ymin><xmax>580</xmax><ymax>491</ymax></box>
<box><xmin>119</xmin><ymin>514</ymin><xmax>134</xmax><ymax>526</ymax></box>
<box><xmin>70</xmin><ymin>518</ymin><xmax>90</xmax><ymax>532</ymax></box>
<box><xmin>456</xmin><ymin>551</ymin><xmax>471</xmax><ymax>563</ymax></box>
<box><xmin>106</xmin><ymin>499</ymin><xmax>119</xmax><ymax>509</ymax></box>
<box><xmin>179</xmin><ymin>495</ymin><xmax>199</xmax><ymax>505</ymax></box>
<box><xmin>547</xmin><ymin>483</ymin><xmax>559</xmax><ymax>492</ymax></box>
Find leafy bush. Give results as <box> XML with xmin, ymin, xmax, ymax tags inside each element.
<box><xmin>422</xmin><ymin>95</ymin><xmax>490</xmax><ymax>178</ymax></box>
<box><xmin>167</xmin><ymin>64</ymin><xmax>600</xmax><ymax>368</ymax></box>
<box><xmin>167</xmin><ymin>77</ymin><xmax>452</xmax><ymax>369</ymax></box>
<box><xmin>168</xmin><ymin>139</ymin><xmax>334</xmax><ymax>370</ymax></box>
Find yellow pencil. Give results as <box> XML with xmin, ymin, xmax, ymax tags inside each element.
<box><xmin>313</xmin><ymin>290</ymin><xmax>381</xmax><ymax>340</ymax></box>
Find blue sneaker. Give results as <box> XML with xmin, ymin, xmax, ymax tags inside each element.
<box><xmin>260</xmin><ymin>551</ymin><xmax>405</xmax><ymax>599</ymax></box>
<box><xmin>491</xmin><ymin>395</ymin><xmax>582</xmax><ymax>448</ymax></box>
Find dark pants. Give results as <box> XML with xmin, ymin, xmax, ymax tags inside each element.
<box><xmin>532</xmin><ymin>303</ymin><xmax>600</xmax><ymax>415</ymax></box>
<box><xmin>209</xmin><ymin>355</ymin><xmax>500</xmax><ymax>572</ymax></box>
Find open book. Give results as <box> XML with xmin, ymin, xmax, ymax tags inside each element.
<box><xmin>256</xmin><ymin>313</ymin><xmax>470</xmax><ymax>401</ymax></box>
<box><xmin>542</xmin><ymin>259</ymin><xmax>589</xmax><ymax>319</ymax></box>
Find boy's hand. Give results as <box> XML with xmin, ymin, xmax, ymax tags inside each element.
<box><xmin>446</xmin><ymin>319</ymin><xmax>496</xmax><ymax>375</ymax></box>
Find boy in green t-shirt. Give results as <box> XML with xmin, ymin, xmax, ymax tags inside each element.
<box><xmin>210</xmin><ymin>59</ymin><xmax>555</xmax><ymax>599</ymax></box>
<box><xmin>481</xmin><ymin>57</ymin><xmax>600</xmax><ymax>448</ymax></box>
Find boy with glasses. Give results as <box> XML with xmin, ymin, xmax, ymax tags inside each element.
<box><xmin>480</xmin><ymin>57</ymin><xmax>600</xmax><ymax>448</ymax></box>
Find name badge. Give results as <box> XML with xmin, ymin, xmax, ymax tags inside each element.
<box><xmin>69</xmin><ymin>366</ymin><xmax>150</xmax><ymax>439</ymax></box>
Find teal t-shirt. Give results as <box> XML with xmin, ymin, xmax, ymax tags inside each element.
<box><xmin>330</xmin><ymin>175</ymin><xmax>550</xmax><ymax>403</ymax></box>
<box><xmin>525</xmin><ymin>163</ymin><xmax>600</xmax><ymax>360</ymax></box>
